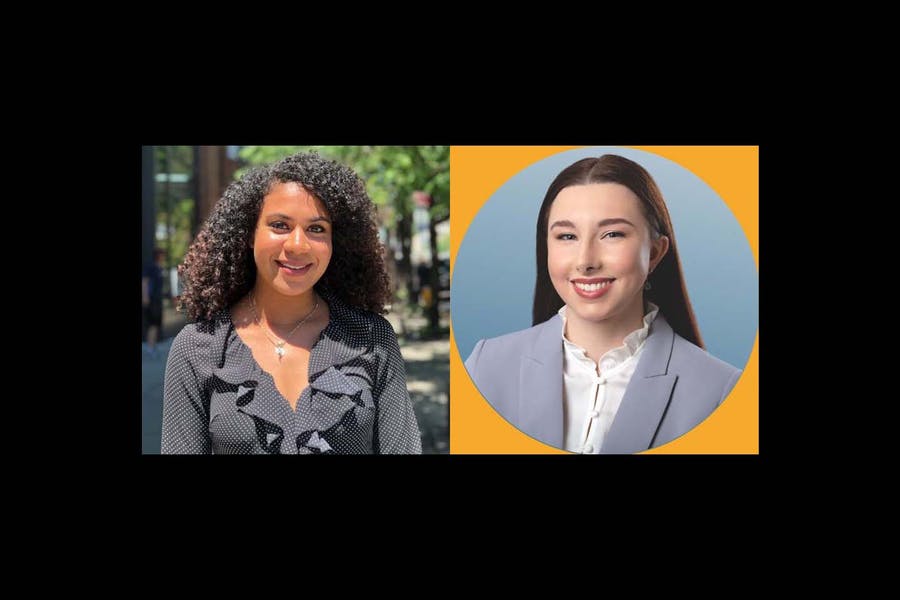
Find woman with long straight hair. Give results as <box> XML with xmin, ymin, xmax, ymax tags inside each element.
<box><xmin>465</xmin><ymin>155</ymin><xmax>740</xmax><ymax>453</ymax></box>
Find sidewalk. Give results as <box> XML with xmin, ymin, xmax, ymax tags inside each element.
<box><xmin>141</xmin><ymin>337</ymin><xmax>175</xmax><ymax>454</ymax></box>
<box><xmin>383</xmin><ymin>306</ymin><xmax>449</xmax><ymax>454</ymax></box>
<box><xmin>142</xmin><ymin>302</ymin><xmax>449</xmax><ymax>454</ymax></box>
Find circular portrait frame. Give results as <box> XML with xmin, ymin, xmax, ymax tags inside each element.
<box><xmin>449</xmin><ymin>146</ymin><xmax>759</xmax><ymax>454</ymax></box>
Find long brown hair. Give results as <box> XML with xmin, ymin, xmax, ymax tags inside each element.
<box><xmin>532</xmin><ymin>154</ymin><xmax>704</xmax><ymax>348</ymax></box>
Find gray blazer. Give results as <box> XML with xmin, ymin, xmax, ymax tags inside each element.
<box><xmin>465</xmin><ymin>313</ymin><xmax>741</xmax><ymax>454</ymax></box>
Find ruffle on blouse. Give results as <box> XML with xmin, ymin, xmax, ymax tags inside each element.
<box><xmin>559</xmin><ymin>302</ymin><xmax>660</xmax><ymax>373</ymax></box>
<box><xmin>207</xmin><ymin>319</ymin><xmax>377</xmax><ymax>453</ymax></box>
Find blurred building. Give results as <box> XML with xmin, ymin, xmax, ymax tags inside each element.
<box><xmin>141</xmin><ymin>146</ymin><xmax>241</xmax><ymax>292</ymax></box>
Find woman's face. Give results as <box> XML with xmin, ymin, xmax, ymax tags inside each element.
<box><xmin>253</xmin><ymin>182</ymin><xmax>332</xmax><ymax>298</ymax></box>
<box><xmin>547</xmin><ymin>183</ymin><xmax>668</xmax><ymax>326</ymax></box>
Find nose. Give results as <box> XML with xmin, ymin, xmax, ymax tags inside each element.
<box><xmin>575</xmin><ymin>237</ymin><xmax>599</xmax><ymax>274</ymax></box>
<box><xmin>285</xmin><ymin>226</ymin><xmax>311</xmax><ymax>253</ymax></box>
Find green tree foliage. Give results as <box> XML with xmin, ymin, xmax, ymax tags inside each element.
<box><xmin>167</xmin><ymin>198</ymin><xmax>195</xmax><ymax>269</ymax></box>
<box><xmin>155</xmin><ymin>146</ymin><xmax>195</xmax><ymax>275</ymax></box>
<box><xmin>237</xmin><ymin>146</ymin><xmax>449</xmax><ymax>227</ymax></box>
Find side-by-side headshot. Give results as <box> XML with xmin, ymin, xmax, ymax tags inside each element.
<box><xmin>142</xmin><ymin>145</ymin><xmax>759</xmax><ymax>455</ymax></box>
<box><xmin>451</xmin><ymin>146</ymin><xmax>758</xmax><ymax>454</ymax></box>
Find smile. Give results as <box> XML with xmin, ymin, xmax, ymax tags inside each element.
<box><xmin>276</xmin><ymin>260</ymin><xmax>312</xmax><ymax>275</ymax></box>
<box><xmin>570</xmin><ymin>277</ymin><xmax>614</xmax><ymax>299</ymax></box>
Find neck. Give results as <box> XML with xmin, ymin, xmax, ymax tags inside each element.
<box><xmin>251</xmin><ymin>286</ymin><xmax>318</xmax><ymax>328</ymax></box>
<box><xmin>564</xmin><ymin>297</ymin><xmax>647</xmax><ymax>364</ymax></box>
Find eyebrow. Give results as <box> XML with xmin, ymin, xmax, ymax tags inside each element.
<box><xmin>266</xmin><ymin>213</ymin><xmax>332</xmax><ymax>223</ymax></box>
<box><xmin>549</xmin><ymin>218</ymin><xmax>636</xmax><ymax>230</ymax></box>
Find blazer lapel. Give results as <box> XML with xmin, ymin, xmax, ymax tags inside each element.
<box><xmin>601</xmin><ymin>316</ymin><xmax>678</xmax><ymax>454</ymax></box>
<box><xmin>519</xmin><ymin>315</ymin><xmax>564</xmax><ymax>449</ymax></box>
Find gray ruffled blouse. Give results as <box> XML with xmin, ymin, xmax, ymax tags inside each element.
<box><xmin>161</xmin><ymin>292</ymin><xmax>422</xmax><ymax>454</ymax></box>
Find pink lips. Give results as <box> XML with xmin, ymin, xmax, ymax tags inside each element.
<box><xmin>276</xmin><ymin>260</ymin><xmax>312</xmax><ymax>276</ymax></box>
<box><xmin>570</xmin><ymin>277</ymin><xmax>614</xmax><ymax>299</ymax></box>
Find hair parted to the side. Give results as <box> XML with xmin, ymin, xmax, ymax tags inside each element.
<box><xmin>532</xmin><ymin>154</ymin><xmax>704</xmax><ymax>348</ymax></box>
<box><xmin>177</xmin><ymin>152</ymin><xmax>391</xmax><ymax>321</ymax></box>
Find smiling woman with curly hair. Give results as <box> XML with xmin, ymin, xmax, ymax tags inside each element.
<box><xmin>161</xmin><ymin>152</ymin><xmax>421</xmax><ymax>454</ymax></box>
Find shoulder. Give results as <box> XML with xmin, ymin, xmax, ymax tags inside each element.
<box><xmin>479</xmin><ymin>323</ymin><xmax>544</xmax><ymax>353</ymax></box>
<box><xmin>666</xmin><ymin>330</ymin><xmax>742</xmax><ymax>404</ymax></box>
<box><xmin>368</xmin><ymin>311</ymin><xmax>402</xmax><ymax>352</ymax></box>
<box><xmin>670</xmin><ymin>334</ymin><xmax>740</xmax><ymax>379</ymax></box>
<box><xmin>326</xmin><ymin>296</ymin><xmax>400</xmax><ymax>348</ymax></box>
<box><xmin>466</xmin><ymin>317</ymin><xmax>558</xmax><ymax>369</ymax></box>
<box><xmin>168</xmin><ymin>313</ymin><xmax>231</xmax><ymax>367</ymax></box>
<box><xmin>368</xmin><ymin>311</ymin><xmax>399</xmax><ymax>338</ymax></box>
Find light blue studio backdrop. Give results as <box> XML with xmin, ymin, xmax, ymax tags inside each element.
<box><xmin>452</xmin><ymin>147</ymin><xmax>758</xmax><ymax>371</ymax></box>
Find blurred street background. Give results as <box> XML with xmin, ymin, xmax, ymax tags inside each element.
<box><xmin>142</xmin><ymin>146</ymin><xmax>449</xmax><ymax>454</ymax></box>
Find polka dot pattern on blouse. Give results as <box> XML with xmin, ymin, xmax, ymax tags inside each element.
<box><xmin>161</xmin><ymin>291</ymin><xmax>422</xmax><ymax>454</ymax></box>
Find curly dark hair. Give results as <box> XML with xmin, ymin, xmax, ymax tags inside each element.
<box><xmin>177</xmin><ymin>152</ymin><xmax>391</xmax><ymax>321</ymax></box>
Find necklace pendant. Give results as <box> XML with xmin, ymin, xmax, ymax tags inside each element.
<box><xmin>275</xmin><ymin>346</ymin><xmax>286</xmax><ymax>359</ymax></box>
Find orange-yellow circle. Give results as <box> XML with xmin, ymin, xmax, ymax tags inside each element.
<box><xmin>449</xmin><ymin>146</ymin><xmax>759</xmax><ymax>454</ymax></box>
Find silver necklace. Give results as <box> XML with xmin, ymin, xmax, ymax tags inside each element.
<box><xmin>249</xmin><ymin>293</ymin><xmax>319</xmax><ymax>360</ymax></box>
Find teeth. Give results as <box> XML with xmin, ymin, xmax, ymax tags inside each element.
<box><xmin>574</xmin><ymin>281</ymin><xmax>611</xmax><ymax>291</ymax></box>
